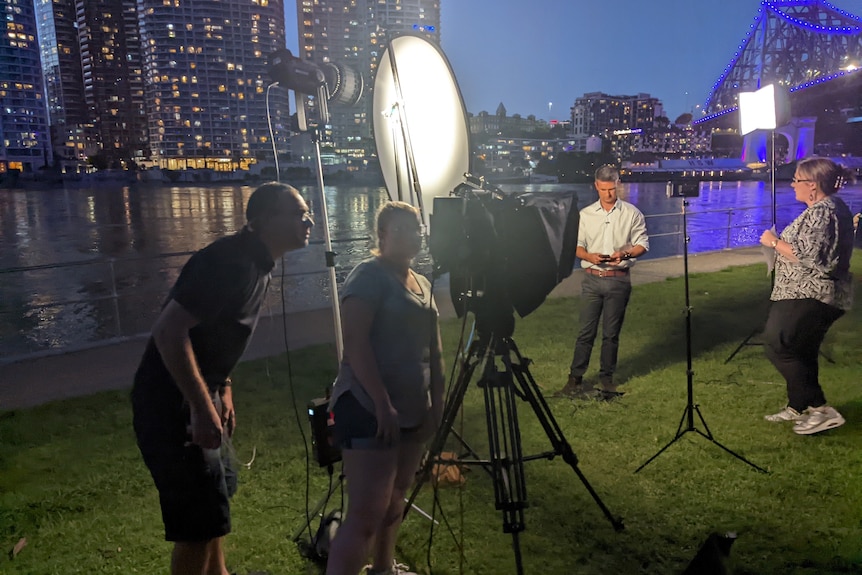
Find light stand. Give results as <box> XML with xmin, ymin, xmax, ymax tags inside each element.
<box><xmin>405</xmin><ymin>296</ymin><xmax>624</xmax><ymax>575</ymax></box>
<box><xmin>725</xmin><ymin>84</ymin><xmax>782</xmax><ymax>363</ymax></box>
<box><xmin>267</xmin><ymin>48</ymin><xmax>346</xmax><ymax>563</ymax></box>
<box><xmin>635</xmin><ymin>184</ymin><xmax>768</xmax><ymax>474</ymax></box>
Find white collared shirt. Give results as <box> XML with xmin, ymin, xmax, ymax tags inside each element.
<box><xmin>578</xmin><ymin>199</ymin><xmax>649</xmax><ymax>270</ymax></box>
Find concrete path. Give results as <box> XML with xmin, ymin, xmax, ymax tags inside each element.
<box><xmin>0</xmin><ymin>247</ymin><xmax>766</xmax><ymax>410</ymax></box>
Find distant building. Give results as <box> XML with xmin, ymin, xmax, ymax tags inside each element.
<box><xmin>34</xmin><ymin>0</ymin><xmax>94</xmax><ymax>172</ymax></box>
<box><xmin>76</xmin><ymin>0</ymin><xmax>148</xmax><ymax>165</ymax></box>
<box><xmin>571</xmin><ymin>92</ymin><xmax>663</xmax><ymax>138</ymax></box>
<box><xmin>475</xmin><ymin>135</ymin><xmax>557</xmax><ymax>174</ymax></box>
<box><xmin>137</xmin><ymin>0</ymin><xmax>288</xmax><ymax>170</ymax></box>
<box><xmin>610</xmin><ymin>126</ymin><xmax>712</xmax><ymax>162</ymax></box>
<box><xmin>469</xmin><ymin>103</ymin><xmax>549</xmax><ymax>136</ymax></box>
<box><xmin>297</xmin><ymin>0</ymin><xmax>441</xmax><ymax>158</ymax></box>
<box><xmin>0</xmin><ymin>0</ymin><xmax>51</xmax><ymax>173</ymax></box>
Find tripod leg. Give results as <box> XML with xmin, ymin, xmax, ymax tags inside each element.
<box><xmin>505</xmin><ymin>339</ymin><xmax>624</xmax><ymax>532</ymax></box>
<box><xmin>291</xmin><ymin>473</ymin><xmax>343</xmax><ymax>543</ymax></box>
<box><xmin>633</xmin><ymin>405</ymin><xmax>693</xmax><ymax>474</ymax></box>
<box><xmin>723</xmin><ymin>325</ymin><xmax>763</xmax><ymax>364</ymax></box>
<box><xmin>691</xmin><ymin>406</ymin><xmax>769</xmax><ymax>473</ymax></box>
<box><xmin>403</xmin><ymin>343</ymin><xmax>483</xmax><ymax>518</ymax></box>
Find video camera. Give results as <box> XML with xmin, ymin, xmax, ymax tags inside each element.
<box><xmin>429</xmin><ymin>176</ymin><xmax>579</xmax><ymax>335</ymax></box>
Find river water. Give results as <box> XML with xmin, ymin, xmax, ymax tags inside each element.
<box><xmin>2</xmin><ymin>180</ymin><xmax>861</xmax><ymax>359</ymax></box>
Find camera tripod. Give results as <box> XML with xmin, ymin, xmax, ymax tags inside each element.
<box><xmin>635</xmin><ymin>198</ymin><xmax>768</xmax><ymax>474</ymax></box>
<box><xmin>405</xmin><ymin>310</ymin><xmax>624</xmax><ymax>575</ymax></box>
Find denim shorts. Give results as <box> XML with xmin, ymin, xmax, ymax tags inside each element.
<box><xmin>331</xmin><ymin>391</ymin><xmax>425</xmax><ymax>450</ymax></box>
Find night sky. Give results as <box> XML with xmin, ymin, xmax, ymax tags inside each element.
<box><xmin>284</xmin><ymin>0</ymin><xmax>862</xmax><ymax>122</ymax></box>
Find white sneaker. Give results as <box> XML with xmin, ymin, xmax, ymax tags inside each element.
<box><xmin>764</xmin><ymin>406</ymin><xmax>804</xmax><ymax>422</ymax></box>
<box><xmin>793</xmin><ymin>406</ymin><xmax>845</xmax><ymax>435</ymax></box>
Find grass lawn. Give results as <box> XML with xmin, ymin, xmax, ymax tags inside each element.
<box><xmin>1</xmin><ymin>260</ymin><xmax>861</xmax><ymax>575</ymax></box>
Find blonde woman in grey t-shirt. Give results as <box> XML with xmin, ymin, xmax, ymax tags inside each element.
<box><xmin>760</xmin><ymin>157</ymin><xmax>855</xmax><ymax>435</ymax></box>
<box><xmin>326</xmin><ymin>201</ymin><xmax>444</xmax><ymax>575</ymax></box>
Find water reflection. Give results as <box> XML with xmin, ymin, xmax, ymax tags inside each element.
<box><xmin>1</xmin><ymin>180</ymin><xmax>861</xmax><ymax>358</ymax></box>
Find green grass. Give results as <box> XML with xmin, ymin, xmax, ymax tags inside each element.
<box><xmin>2</xmin><ymin>260</ymin><xmax>862</xmax><ymax>574</ymax></box>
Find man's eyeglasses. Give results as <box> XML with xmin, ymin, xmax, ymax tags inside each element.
<box><xmin>791</xmin><ymin>177</ymin><xmax>812</xmax><ymax>183</ymax></box>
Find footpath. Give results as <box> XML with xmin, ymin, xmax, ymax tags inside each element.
<box><xmin>0</xmin><ymin>247</ymin><xmax>766</xmax><ymax>410</ymax></box>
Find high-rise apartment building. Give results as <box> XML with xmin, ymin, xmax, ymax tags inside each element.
<box><xmin>76</xmin><ymin>0</ymin><xmax>148</xmax><ymax>165</ymax></box>
<box><xmin>571</xmin><ymin>92</ymin><xmax>663</xmax><ymax>138</ymax></box>
<box><xmin>35</xmin><ymin>0</ymin><xmax>94</xmax><ymax>171</ymax></box>
<box><xmin>137</xmin><ymin>0</ymin><xmax>289</xmax><ymax>170</ymax></box>
<box><xmin>296</xmin><ymin>0</ymin><xmax>441</xmax><ymax>156</ymax></box>
<box><xmin>0</xmin><ymin>0</ymin><xmax>51</xmax><ymax>173</ymax></box>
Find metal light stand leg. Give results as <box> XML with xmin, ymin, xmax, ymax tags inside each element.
<box><xmin>636</xmin><ymin>199</ymin><xmax>768</xmax><ymax>474</ymax></box>
<box><xmin>291</xmin><ymin>465</ymin><xmax>343</xmax><ymax>556</ymax></box>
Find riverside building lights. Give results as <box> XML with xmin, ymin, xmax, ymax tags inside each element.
<box><xmin>138</xmin><ymin>0</ymin><xmax>288</xmax><ymax>170</ymax></box>
<box><xmin>1</xmin><ymin>0</ymin><xmax>51</xmax><ymax>173</ymax></box>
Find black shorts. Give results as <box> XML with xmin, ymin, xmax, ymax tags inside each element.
<box><xmin>331</xmin><ymin>391</ymin><xmax>425</xmax><ymax>450</ymax></box>
<box><xmin>131</xmin><ymin>382</ymin><xmax>236</xmax><ymax>542</ymax></box>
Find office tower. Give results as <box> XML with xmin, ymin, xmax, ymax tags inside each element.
<box><xmin>0</xmin><ymin>0</ymin><xmax>51</xmax><ymax>173</ymax></box>
<box><xmin>137</xmin><ymin>0</ymin><xmax>289</xmax><ymax>170</ymax></box>
<box><xmin>75</xmin><ymin>0</ymin><xmax>148</xmax><ymax>165</ymax></box>
<box><xmin>35</xmin><ymin>0</ymin><xmax>93</xmax><ymax>172</ymax></box>
<box><xmin>571</xmin><ymin>92</ymin><xmax>663</xmax><ymax>138</ymax></box>
<box><xmin>296</xmin><ymin>0</ymin><xmax>441</xmax><ymax>156</ymax></box>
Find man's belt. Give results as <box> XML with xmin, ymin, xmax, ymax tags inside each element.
<box><xmin>585</xmin><ymin>267</ymin><xmax>630</xmax><ymax>278</ymax></box>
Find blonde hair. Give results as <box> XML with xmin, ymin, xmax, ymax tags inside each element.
<box><xmin>372</xmin><ymin>201</ymin><xmax>420</xmax><ymax>255</ymax></box>
<box><xmin>797</xmin><ymin>157</ymin><xmax>856</xmax><ymax>196</ymax></box>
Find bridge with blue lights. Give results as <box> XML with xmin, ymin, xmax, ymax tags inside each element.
<box><xmin>693</xmin><ymin>0</ymin><xmax>862</xmax><ymax>162</ymax></box>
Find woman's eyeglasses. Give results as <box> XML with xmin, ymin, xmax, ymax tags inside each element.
<box><xmin>791</xmin><ymin>177</ymin><xmax>812</xmax><ymax>183</ymax></box>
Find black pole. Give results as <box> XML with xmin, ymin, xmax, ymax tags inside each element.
<box><xmin>636</xmin><ymin>195</ymin><xmax>768</xmax><ymax>474</ymax></box>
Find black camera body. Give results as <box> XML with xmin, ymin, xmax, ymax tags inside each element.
<box><xmin>430</xmin><ymin>186</ymin><xmax>579</xmax><ymax>329</ymax></box>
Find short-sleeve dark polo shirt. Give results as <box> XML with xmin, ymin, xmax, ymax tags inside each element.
<box><xmin>133</xmin><ymin>227</ymin><xmax>274</xmax><ymax>398</ymax></box>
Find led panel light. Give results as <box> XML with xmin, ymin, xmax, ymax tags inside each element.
<box><xmin>739</xmin><ymin>84</ymin><xmax>778</xmax><ymax>135</ymax></box>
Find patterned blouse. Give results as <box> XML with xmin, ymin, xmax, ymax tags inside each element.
<box><xmin>771</xmin><ymin>195</ymin><xmax>854</xmax><ymax>310</ymax></box>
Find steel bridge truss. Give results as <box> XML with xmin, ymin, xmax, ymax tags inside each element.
<box><xmin>699</xmin><ymin>0</ymin><xmax>862</xmax><ymax>122</ymax></box>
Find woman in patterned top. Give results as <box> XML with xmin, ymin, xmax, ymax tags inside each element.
<box><xmin>760</xmin><ymin>157</ymin><xmax>855</xmax><ymax>435</ymax></box>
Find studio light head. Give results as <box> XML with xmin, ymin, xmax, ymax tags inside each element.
<box><xmin>267</xmin><ymin>48</ymin><xmax>326</xmax><ymax>95</ymax></box>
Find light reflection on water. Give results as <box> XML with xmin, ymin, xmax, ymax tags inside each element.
<box><xmin>1</xmin><ymin>180</ymin><xmax>861</xmax><ymax>358</ymax></box>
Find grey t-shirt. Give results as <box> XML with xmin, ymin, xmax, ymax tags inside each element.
<box><xmin>330</xmin><ymin>257</ymin><xmax>438</xmax><ymax>428</ymax></box>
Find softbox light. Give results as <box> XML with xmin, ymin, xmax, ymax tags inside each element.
<box><xmin>372</xmin><ymin>34</ymin><xmax>471</xmax><ymax>228</ymax></box>
<box><xmin>739</xmin><ymin>84</ymin><xmax>790</xmax><ymax>135</ymax></box>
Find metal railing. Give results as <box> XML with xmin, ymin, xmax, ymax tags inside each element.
<box><xmin>0</xmin><ymin>201</ymin><xmax>816</xmax><ymax>364</ymax></box>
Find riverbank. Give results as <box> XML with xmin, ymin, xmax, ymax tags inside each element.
<box><xmin>0</xmin><ymin>247</ymin><xmax>765</xmax><ymax>410</ymax></box>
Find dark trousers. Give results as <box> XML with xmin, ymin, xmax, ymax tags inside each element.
<box><xmin>569</xmin><ymin>274</ymin><xmax>633</xmax><ymax>379</ymax></box>
<box><xmin>764</xmin><ymin>298</ymin><xmax>844</xmax><ymax>412</ymax></box>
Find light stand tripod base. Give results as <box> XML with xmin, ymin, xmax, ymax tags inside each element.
<box><xmin>638</xmin><ymin>196</ymin><xmax>767</xmax><ymax>475</ymax></box>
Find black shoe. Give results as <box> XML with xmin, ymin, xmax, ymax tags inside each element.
<box><xmin>555</xmin><ymin>376</ymin><xmax>599</xmax><ymax>399</ymax></box>
<box><xmin>600</xmin><ymin>389</ymin><xmax>625</xmax><ymax>401</ymax></box>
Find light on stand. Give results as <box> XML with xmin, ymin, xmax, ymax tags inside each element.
<box><xmin>725</xmin><ymin>83</ymin><xmax>789</xmax><ymax>364</ymax></box>
<box><xmin>266</xmin><ymin>48</ymin><xmax>342</xmax><ymax>361</ymax></box>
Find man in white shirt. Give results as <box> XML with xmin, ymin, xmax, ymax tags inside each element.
<box><xmin>557</xmin><ymin>165</ymin><xmax>649</xmax><ymax>400</ymax></box>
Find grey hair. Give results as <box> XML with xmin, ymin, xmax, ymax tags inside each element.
<box><xmin>595</xmin><ymin>165</ymin><xmax>620</xmax><ymax>182</ymax></box>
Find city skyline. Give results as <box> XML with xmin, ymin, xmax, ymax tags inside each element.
<box><xmin>284</xmin><ymin>0</ymin><xmax>862</xmax><ymax>122</ymax></box>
